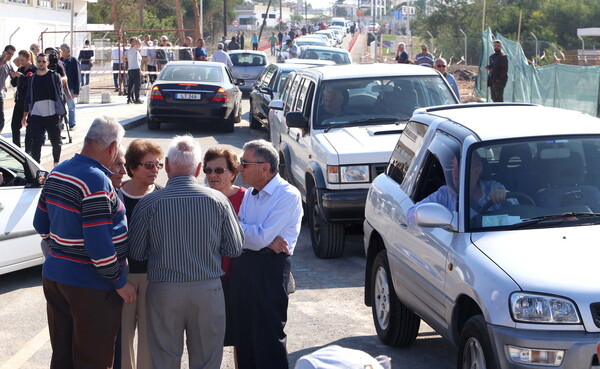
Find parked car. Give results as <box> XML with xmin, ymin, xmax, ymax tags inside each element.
<box><xmin>0</xmin><ymin>136</ymin><xmax>47</xmax><ymax>275</ymax></box>
<box><xmin>228</xmin><ymin>50</ymin><xmax>269</xmax><ymax>94</ymax></box>
<box><xmin>277</xmin><ymin>37</ymin><xmax>330</xmax><ymax>62</ymax></box>
<box><xmin>327</xmin><ymin>27</ymin><xmax>344</xmax><ymax>44</ymax></box>
<box><xmin>328</xmin><ymin>26</ymin><xmax>346</xmax><ymax>38</ymax></box>
<box><xmin>299</xmin><ymin>46</ymin><xmax>352</xmax><ymax>64</ymax></box>
<box><xmin>315</xmin><ymin>30</ymin><xmax>339</xmax><ymax>46</ymax></box>
<box><xmin>249</xmin><ymin>63</ymin><xmax>307</xmax><ymax>131</ymax></box>
<box><xmin>364</xmin><ymin>104</ymin><xmax>600</xmax><ymax>369</ymax></box>
<box><xmin>147</xmin><ymin>61</ymin><xmax>243</xmax><ymax>132</ymax></box>
<box><xmin>268</xmin><ymin>64</ymin><xmax>458</xmax><ymax>258</ymax></box>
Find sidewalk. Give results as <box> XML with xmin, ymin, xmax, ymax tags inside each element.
<box><xmin>1</xmin><ymin>91</ymin><xmax>147</xmax><ymax>170</ymax></box>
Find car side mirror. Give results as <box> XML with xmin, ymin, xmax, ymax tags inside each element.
<box><xmin>414</xmin><ymin>202</ymin><xmax>457</xmax><ymax>231</ymax></box>
<box><xmin>286</xmin><ymin>111</ymin><xmax>309</xmax><ymax>130</ymax></box>
<box><xmin>36</xmin><ymin>170</ymin><xmax>49</xmax><ymax>186</ymax></box>
<box><xmin>236</xmin><ymin>79</ymin><xmax>245</xmax><ymax>86</ymax></box>
<box><xmin>260</xmin><ymin>86</ymin><xmax>274</xmax><ymax>97</ymax></box>
<box><xmin>269</xmin><ymin>100</ymin><xmax>284</xmax><ymax>111</ymax></box>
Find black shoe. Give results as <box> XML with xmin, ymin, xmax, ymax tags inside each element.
<box><xmin>127</xmin><ymin>100</ymin><xmax>132</xmax><ymax>104</ymax></box>
<box><xmin>134</xmin><ymin>100</ymin><xmax>144</xmax><ymax>104</ymax></box>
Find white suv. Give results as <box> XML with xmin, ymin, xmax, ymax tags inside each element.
<box><xmin>364</xmin><ymin>104</ymin><xmax>600</xmax><ymax>368</ymax></box>
<box><xmin>268</xmin><ymin>64</ymin><xmax>458</xmax><ymax>258</ymax></box>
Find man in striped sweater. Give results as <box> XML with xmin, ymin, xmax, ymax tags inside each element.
<box><xmin>33</xmin><ymin>116</ymin><xmax>136</xmax><ymax>369</ymax></box>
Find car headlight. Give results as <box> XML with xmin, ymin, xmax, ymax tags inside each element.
<box><xmin>327</xmin><ymin>165</ymin><xmax>370</xmax><ymax>183</ymax></box>
<box><xmin>510</xmin><ymin>292</ymin><xmax>580</xmax><ymax>324</ymax></box>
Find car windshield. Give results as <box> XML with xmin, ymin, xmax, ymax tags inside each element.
<box><xmin>230</xmin><ymin>53</ymin><xmax>267</xmax><ymax>67</ymax></box>
<box><xmin>300</xmin><ymin>50</ymin><xmax>350</xmax><ymax>64</ymax></box>
<box><xmin>314</xmin><ymin>76</ymin><xmax>457</xmax><ymax>129</ymax></box>
<box><xmin>159</xmin><ymin>65</ymin><xmax>222</xmax><ymax>82</ymax></box>
<box><xmin>467</xmin><ymin>136</ymin><xmax>600</xmax><ymax>231</ymax></box>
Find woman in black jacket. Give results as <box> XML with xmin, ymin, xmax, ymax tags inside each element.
<box><xmin>10</xmin><ymin>49</ymin><xmax>36</xmax><ymax>148</ymax></box>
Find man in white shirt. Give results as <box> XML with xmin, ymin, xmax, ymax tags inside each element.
<box><xmin>124</xmin><ymin>37</ymin><xmax>142</xmax><ymax>104</ymax></box>
<box><xmin>111</xmin><ymin>42</ymin><xmax>126</xmax><ymax>92</ymax></box>
<box><xmin>230</xmin><ymin>139</ymin><xmax>303</xmax><ymax>369</ymax></box>
<box><xmin>286</xmin><ymin>39</ymin><xmax>299</xmax><ymax>59</ymax></box>
<box><xmin>211</xmin><ymin>43</ymin><xmax>233</xmax><ymax>70</ymax></box>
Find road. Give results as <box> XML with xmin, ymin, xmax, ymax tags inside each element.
<box><xmin>0</xmin><ymin>99</ymin><xmax>456</xmax><ymax>369</ymax></box>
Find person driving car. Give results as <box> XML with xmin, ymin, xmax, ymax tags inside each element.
<box><xmin>319</xmin><ymin>87</ymin><xmax>345</xmax><ymax>121</ymax></box>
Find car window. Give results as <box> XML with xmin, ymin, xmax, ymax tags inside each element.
<box><xmin>274</xmin><ymin>71</ymin><xmax>291</xmax><ymax>92</ymax></box>
<box><xmin>0</xmin><ymin>145</ymin><xmax>28</xmax><ymax>187</ymax></box>
<box><xmin>314</xmin><ymin>76</ymin><xmax>457</xmax><ymax>129</ymax></box>
<box><xmin>261</xmin><ymin>66</ymin><xmax>277</xmax><ymax>87</ymax></box>
<box><xmin>230</xmin><ymin>53</ymin><xmax>267</xmax><ymax>66</ymax></box>
<box><xmin>467</xmin><ymin>136</ymin><xmax>600</xmax><ymax>231</ymax></box>
<box><xmin>159</xmin><ymin>65</ymin><xmax>223</xmax><ymax>82</ymax></box>
<box><xmin>387</xmin><ymin>122</ymin><xmax>429</xmax><ymax>185</ymax></box>
<box><xmin>284</xmin><ymin>75</ymin><xmax>302</xmax><ymax>114</ymax></box>
<box><xmin>300</xmin><ymin>50</ymin><xmax>350</xmax><ymax>64</ymax></box>
<box><xmin>411</xmin><ymin>132</ymin><xmax>461</xmax><ymax>206</ymax></box>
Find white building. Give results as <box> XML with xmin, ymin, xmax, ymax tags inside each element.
<box><xmin>1</xmin><ymin>0</ymin><xmax>93</xmax><ymax>51</ymax></box>
<box><xmin>234</xmin><ymin>3</ymin><xmax>293</xmax><ymax>31</ymax></box>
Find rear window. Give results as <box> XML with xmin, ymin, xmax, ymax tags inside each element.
<box><xmin>300</xmin><ymin>50</ymin><xmax>350</xmax><ymax>64</ymax></box>
<box><xmin>159</xmin><ymin>65</ymin><xmax>222</xmax><ymax>82</ymax></box>
<box><xmin>230</xmin><ymin>53</ymin><xmax>267</xmax><ymax>67</ymax></box>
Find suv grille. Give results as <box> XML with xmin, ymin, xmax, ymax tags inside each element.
<box><xmin>371</xmin><ymin>164</ymin><xmax>387</xmax><ymax>181</ymax></box>
<box><xmin>591</xmin><ymin>303</ymin><xmax>600</xmax><ymax>328</ymax></box>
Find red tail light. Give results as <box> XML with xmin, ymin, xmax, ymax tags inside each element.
<box><xmin>211</xmin><ymin>87</ymin><xmax>229</xmax><ymax>102</ymax></box>
<box><xmin>151</xmin><ymin>85</ymin><xmax>164</xmax><ymax>100</ymax></box>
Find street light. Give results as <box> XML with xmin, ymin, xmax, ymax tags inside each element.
<box><xmin>459</xmin><ymin>28</ymin><xmax>467</xmax><ymax>65</ymax></box>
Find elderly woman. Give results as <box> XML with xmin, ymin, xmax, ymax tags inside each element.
<box><xmin>119</xmin><ymin>139</ymin><xmax>164</xmax><ymax>369</ymax></box>
<box><xmin>203</xmin><ymin>147</ymin><xmax>246</xmax><ymax>350</ymax></box>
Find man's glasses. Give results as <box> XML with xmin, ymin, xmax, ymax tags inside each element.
<box><xmin>30</xmin><ymin>47</ymin><xmax>36</xmax><ymax>51</ymax></box>
<box><xmin>436</xmin><ymin>64</ymin><xmax>446</xmax><ymax>68</ymax></box>
<box><xmin>203</xmin><ymin>167</ymin><xmax>227</xmax><ymax>175</ymax></box>
<box><xmin>138</xmin><ymin>162</ymin><xmax>164</xmax><ymax>170</ymax></box>
<box><xmin>240</xmin><ymin>159</ymin><xmax>266</xmax><ymax>168</ymax></box>
<box><xmin>36</xmin><ymin>60</ymin><xmax>47</xmax><ymax>64</ymax></box>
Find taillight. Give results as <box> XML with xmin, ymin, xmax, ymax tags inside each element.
<box><xmin>151</xmin><ymin>86</ymin><xmax>164</xmax><ymax>100</ymax></box>
<box><xmin>211</xmin><ymin>87</ymin><xmax>229</xmax><ymax>102</ymax></box>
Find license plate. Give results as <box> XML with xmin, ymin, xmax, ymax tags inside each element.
<box><xmin>176</xmin><ymin>93</ymin><xmax>202</xmax><ymax>100</ymax></box>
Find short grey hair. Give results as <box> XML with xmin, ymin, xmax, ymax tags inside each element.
<box><xmin>84</xmin><ymin>116</ymin><xmax>125</xmax><ymax>148</ymax></box>
<box><xmin>167</xmin><ymin>135</ymin><xmax>202</xmax><ymax>174</ymax></box>
<box><xmin>217</xmin><ymin>43</ymin><xmax>224</xmax><ymax>50</ymax></box>
<box><xmin>59</xmin><ymin>43</ymin><xmax>70</xmax><ymax>51</ymax></box>
<box><xmin>434</xmin><ymin>57</ymin><xmax>447</xmax><ymax>65</ymax></box>
<box><xmin>243</xmin><ymin>139</ymin><xmax>278</xmax><ymax>174</ymax></box>
<box><xmin>398</xmin><ymin>42</ymin><xmax>405</xmax><ymax>47</ymax></box>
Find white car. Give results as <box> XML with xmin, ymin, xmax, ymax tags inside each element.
<box><xmin>298</xmin><ymin>46</ymin><xmax>352</xmax><ymax>64</ymax></box>
<box><xmin>0</xmin><ymin>137</ymin><xmax>46</xmax><ymax>275</ymax></box>
<box><xmin>328</xmin><ymin>26</ymin><xmax>346</xmax><ymax>39</ymax></box>
<box><xmin>364</xmin><ymin>104</ymin><xmax>600</xmax><ymax>368</ymax></box>
<box><xmin>268</xmin><ymin>64</ymin><xmax>458</xmax><ymax>258</ymax></box>
<box><xmin>315</xmin><ymin>30</ymin><xmax>339</xmax><ymax>46</ymax></box>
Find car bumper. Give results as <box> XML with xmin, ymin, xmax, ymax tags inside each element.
<box><xmin>317</xmin><ymin>188</ymin><xmax>367</xmax><ymax>224</ymax></box>
<box><xmin>148</xmin><ymin>102</ymin><xmax>232</xmax><ymax>122</ymax></box>
<box><xmin>489</xmin><ymin>324</ymin><xmax>600</xmax><ymax>368</ymax></box>
<box><xmin>237</xmin><ymin>79</ymin><xmax>257</xmax><ymax>92</ymax></box>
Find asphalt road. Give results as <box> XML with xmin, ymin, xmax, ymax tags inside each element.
<box><xmin>0</xmin><ymin>98</ymin><xmax>456</xmax><ymax>369</ymax></box>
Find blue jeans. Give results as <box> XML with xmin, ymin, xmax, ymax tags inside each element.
<box><xmin>80</xmin><ymin>63</ymin><xmax>91</xmax><ymax>86</ymax></box>
<box><xmin>67</xmin><ymin>89</ymin><xmax>76</xmax><ymax>128</ymax></box>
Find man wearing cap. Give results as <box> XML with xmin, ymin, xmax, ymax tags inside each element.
<box><xmin>211</xmin><ymin>43</ymin><xmax>233</xmax><ymax>70</ymax></box>
<box><xmin>485</xmin><ymin>40</ymin><xmax>508</xmax><ymax>102</ymax></box>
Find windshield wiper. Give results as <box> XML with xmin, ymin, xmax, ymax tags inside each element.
<box><xmin>508</xmin><ymin>212</ymin><xmax>600</xmax><ymax>230</ymax></box>
<box><xmin>323</xmin><ymin>117</ymin><xmax>407</xmax><ymax>132</ymax></box>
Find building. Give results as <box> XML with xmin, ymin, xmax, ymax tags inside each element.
<box><xmin>1</xmin><ymin>0</ymin><xmax>93</xmax><ymax>51</ymax></box>
<box><xmin>234</xmin><ymin>3</ymin><xmax>293</xmax><ymax>31</ymax></box>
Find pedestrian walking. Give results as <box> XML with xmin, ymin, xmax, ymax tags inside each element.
<box><xmin>251</xmin><ymin>33</ymin><xmax>259</xmax><ymax>51</ymax></box>
<box><xmin>212</xmin><ymin>43</ymin><xmax>233</xmax><ymax>70</ymax></box>
<box><xmin>269</xmin><ymin>33</ymin><xmax>277</xmax><ymax>56</ymax></box>
<box><xmin>129</xmin><ymin>135</ymin><xmax>244</xmax><ymax>369</ymax></box>
<box><xmin>60</xmin><ymin>44</ymin><xmax>80</xmax><ymax>130</ymax></box>
<box><xmin>9</xmin><ymin>49</ymin><xmax>36</xmax><ymax>147</ymax></box>
<box><xmin>486</xmin><ymin>40</ymin><xmax>508</xmax><ymax>102</ymax></box>
<box><xmin>230</xmin><ymin>139</ymin><xmax>303</xmax><ymax>369</ymax></box>
<box><xmin>78</xmin><ymin>39</ymin><xmax>94</xmax><ymax>86</ymax></box>
<box><xmin>0</xmin><ymin>45</ymin><xmax>18</xmax><ymax>134</ymax></box>
<box><xmin>33</xmin><ymin>115</ymin><xmax>136</xmax><ymax>369</ymax></box>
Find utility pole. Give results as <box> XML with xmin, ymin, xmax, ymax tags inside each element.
<box><xmin>280</xmin><ymin>0</ymin><xmax>283</xmax><ymax>31</ymax></box>
<box><xmin>223</xmin><ymin>0</ymin><xmax>227</xmax><ymax>38</ymax></box>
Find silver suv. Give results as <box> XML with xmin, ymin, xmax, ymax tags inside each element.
<box><xmin>364</xmin><ymin>104</ymin><xmax>600</xmax><ymax>368</ymax></box>
<box><xmin>269</xmin><ymin>64</ymin><xmax>458</xmax><ymax>258</ymax></box>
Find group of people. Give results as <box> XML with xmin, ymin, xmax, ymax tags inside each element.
<box><xmin>33</xmin><ymin>115</ymin><xmax>303</xmax><ymax>369</ymax></box>
<box><xmin>0</xmin><ymin>41</ymin><xmax>94</xmax><ymax>166</ymax></box>
<box><xmin>395</xmin><ymin>41</ymin><xmax>508</xmax><ymax>102</ymax></box>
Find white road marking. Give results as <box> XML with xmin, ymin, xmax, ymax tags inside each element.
<box><xmin>0</xmin><ymin>326</ymin><xmax>49</xmax><ymax>369</ymax></box>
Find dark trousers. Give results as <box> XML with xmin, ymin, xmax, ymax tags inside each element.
<box><xmin>127</xmin><ymin>69</ymin><xmax>141</xmax><ymax>102</ymax></box>
<box><xmin>252</xmin><ymin>43</ymin><xmax>259</xmax><ymax>51</ymax></box>
<box><xmin>10</xmin><ymin>102</ymin><xmax>25</xmax><ymax>147</ymax></box>
<box><xmin>490</xmin><ymin>82</ymin><xmax>505</xmax><ymax>102</ymax></box>
<box><xmin>43</xmin><ymin>278</ymin><xmax>123</xmax><ymax>369</ymax></box>
<box><xmin>148</xmin><ymin>65</ymin><xmax>157</xmax><ymax>83</ymax></box>
<box><xmin>113</xmin><ymin>63</ymin><xmax>125</xmax><ymax>89</ymax></box>
<box><xmin>28</xmin><ymin>115</ymin><xmax>61</xmax><ymax>164</ymax></box>
<box><xmin>0</xmin><ymin>96</ymin><xmax>4</xmax><ymax>133</ymax></box>
<box><xmin>231</xmin><ymin>250</ymin><xmax>291</xmax><ymax>369</ymax></box>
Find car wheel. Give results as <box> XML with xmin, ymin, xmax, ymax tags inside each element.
<box><xmin>147</xmin><ymin>116</ymin><xmax>160</xmax><ymax>131</ymax></box>
<box><xmin>371</xmin><ymin>250</ymin><xmax>420</xmax><ymax>346</ymax></box>
<box><xmin>221</xmin><ymin>116</ymin><xmax>235</xmax><ymax>133</ymax></box>
<box><xmin>308</xmin><ymin>185</ymin><xmax>345</xmax><ymax>258</ymax></box>
<box><xmin>234</xmin><ymin>103</ymin><xmax>242</xmax><ymax>123</ymax></box>
<box><xmin>457</xmin><ymin>315</ymin><xmax>498</xmax><ymax>369</ymax></box>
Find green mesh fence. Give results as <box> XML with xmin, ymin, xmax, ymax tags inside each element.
<box><xmin>475</xmin><ymin>29</ymin><xmax>600</xmax><ymax>117</ymax></box>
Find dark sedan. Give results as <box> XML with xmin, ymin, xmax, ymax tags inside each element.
<box><xmin>147</xmin><ymin>61</ymin><xmax>242</xmax><ymax>132</ymax></box>
<box><xmin>249</xmin><ymin>63</ymin><xmax>307</xmax><ymax>131</ymax></box>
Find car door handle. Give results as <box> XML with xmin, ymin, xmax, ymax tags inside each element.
<box><xmin>296</xmin><ymin>133</ymin><xmax>300</xmax><ymax>142</ymax></box>
<box><xmin>399</xmin><ymin>222</ymin><xmax>408</xmax><ymax>229</ymax></box>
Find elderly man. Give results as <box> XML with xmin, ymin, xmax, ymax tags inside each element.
<box><xmin>319</xmin><ymin>87</ymin><xmax>345</xmax><ymax>121</ymax></box>
<box><xmin>129</xmin><ymin>135</ymin><xmax>244</xmax><ymax>369</ymax></box>
<box><xmin>33</xmin><ymin>116</ymin><xmax>136</xmax><ymax>369</ymax></box>
<box><xmin>434</xmin><ymin>57</ymin><xmax>460</xmax><ymax>101</ymax></box>
<box><xmin>395</xmin><ymin>42</ymin><xmax>410</xmax><ymax>64</ymax></box>
<box><xmin>194</xmin><ymin>38</ymin><xmax>208</xmax><ymax>61</ymax></box>
<box><xmin>211</xmin><ymin>43</ymin><xmax>233</xmax><ymax>70</ymax></box>
<box><xmin>415</xmin><ymin>44</ymin><xmax>434</xmax><ymax>67</ymax></box>
<box><xmin>179</xmin><ymin>36</ymin><xmax>194</xmax><ymax>60</ymax></box>
<box><xmin>231</xmin><ymin>139</ymin><xmax>303</xmax><ymax>369</ymax></box>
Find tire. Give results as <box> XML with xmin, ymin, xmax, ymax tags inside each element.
<box><xmin>249</xmin><ymin>100</ymin><xmax>262</xmax><ymax>129</ymax></box>
<box><xmin>147</xmin><ymin>116</ymin><xmax>160</xmax><ymax>130</ymax></box>
<box><xmin>371</xmin><ymin>250</ymin><xmax>421</xmax><ymax>347</ymax></box>
<box><xmin>233</xmin><ymin>103</ymin><xmax>242</xmax><ymax>123</ymax></box>
<box><xmin>308</xmin><ymin>185</ymin><xmax>345</xmax><ymax>258</ymax></box>
<box><xmin>457</xmin><ymin>315</ymin><xmax>498</xmax><ymax>369</ymax></box>
<box><xmin>222</xmin><ymin>117</ymin><xmax>235</xmax><ymax>133</ymax></box>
